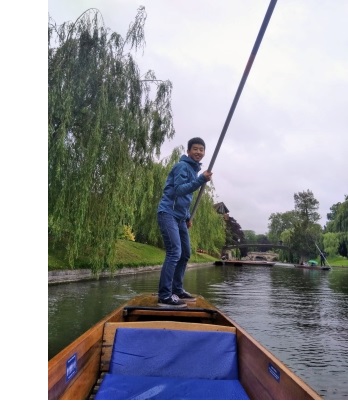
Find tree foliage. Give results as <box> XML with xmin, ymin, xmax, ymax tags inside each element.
<box><xmin>323</xmin><ymin>195</ymin><xmax>348</xmax><ymax>258</ymax></box>
<box><xmin>279</xmin><ymin>228</ymin><xmax>293</xmax><ymax>262</ymax></box>
<box><xmin>254</xmin><ymin>234</ymin><xmax>271</xmax><ymax>252</ymax></box>
<box><xmin>225</xmin><ymin>216</ymin><xmax>244</xmax><ymax>246</ymax></box>
<box><xmin>267</xmin><ymin>190</ymin><xmax>322</xmax><ymax>261</ymax></box>
<box><xmin>243</xmin><ymin>230</ymin><xmax>257</xmax><ymax>243</ymax></box>
<box><xmin>266</xmin><ymin>190</ymin><xmax>348</xmax><ymax>261</ymax></box>
<box><xmin>327</xmin><ymin>195</ymin><xmax>348</xmax><ymax>233</ymax></box>
<box><xmin>48</xmin><ymin>6</ymin><xmax>225</xmax><ymax>273</ymax></box>
<box><xmin>322</xmin><ymin>232</ymin><xmax>340</xmax><ymax>257</ymax></box>
<box><xmin>48</xmin><ymin>8</ymin><xmax>174</xmax><ymax>271</ymax></box>
<box><xmin>327</xmin><ymin>202</ymin><xmax>341</xmax><ymax>221</ymax></box>
<box><xmin>294</xmin><ymin>189</ymin><xmax>320</xmax><ymax>224</ymax></box>
<box><xmin>132</xmin><ymin>148</ymin><xmax>182</xmax><ymax>248</ymax></box>
<box><xmin>190</xmin><ymin>185</ymin><xmax>226</xmax><ymax>256</ymax></box>
<box><xmin>286</xmin><ymin>190</ymin><xmax>322</xmax><ymax>261</ymax></box>
<box><xmin>289</xmin><ymin>221</ymin><xmax>322</xmax><ymax>262</ymax></box>
<box><xmin>267</xmin><ymin>210</ymin><xmax>299</xmax><ymax>243</ymax></box>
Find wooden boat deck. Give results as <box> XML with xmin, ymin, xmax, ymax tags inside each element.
<box><xmin>48</xmin><ymin>293</ymin><xmax>322</xmax><ymax>400</ymax></box>
<box><xmin>112</xmin><ymin>294</ymin><xmax>232</xmax><ymax>325</ymax></box>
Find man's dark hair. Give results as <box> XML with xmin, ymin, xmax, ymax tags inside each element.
<box><xmin>188</xmin><ymin>137</ymin><xmax>206</xmax><ymax>150</ymax></box>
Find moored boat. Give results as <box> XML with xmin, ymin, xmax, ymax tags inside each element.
<box><xmin>214</xmin><ymin>260</ymin><xmax>276</xmax><ymax>267</ymax></box>
<box><xmin>48</xmin><ymin>293</ymin><xmax>322</xmax><ymax>400</ymax></box>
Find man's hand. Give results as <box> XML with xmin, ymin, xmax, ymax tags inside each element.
<box><xmin>186</xmin><ymin>220</ymin><xmax>193</xmax><ymax>229</ymax></box>
<box><xmin>203</xmin><ymin>170</ymin><xmax>213</xmax><ymax>181</ymax></box>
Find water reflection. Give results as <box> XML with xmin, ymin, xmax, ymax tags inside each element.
<box><xmin>329</xmin><ymin>269</ymin><xmax>348</xmax><ymax>295</ymax></box>
<box><xmin>48</xmin><ymin>264</ymin><xmax>348</xmax><ymax>399</ymax></box>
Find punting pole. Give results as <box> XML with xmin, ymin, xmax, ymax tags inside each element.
<box><xmin>315</xmin><ymin>242</ymin><xmax>332</xmax><ymax>269</ymax></box>
<box><xmin>190</xmin><ymin>0</ymin><xmax>278</xmax><ymax>221</ymax></box>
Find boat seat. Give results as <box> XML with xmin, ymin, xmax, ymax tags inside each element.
<box><xmin>95</xmin><ymin>327</ymin><xmax>249</xmax><ymax>400</ymax></box>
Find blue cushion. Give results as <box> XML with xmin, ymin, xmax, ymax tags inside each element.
<box><xmin>95</xmin><ymin>373</ymin><xmax>249</xmax><ymax>400</ymax></box>
<box><xmin>109</xmin><ymin>328</ymin><xmax>238</xmax><ymax>380</ymax></box>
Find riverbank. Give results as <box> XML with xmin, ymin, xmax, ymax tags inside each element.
<box><xmin>48</xmin><ymin>261</ymin><xmax>348</xmax><ymax>284</ymax></box>
<box><xmin>48</xmin><ymin>262</ymin><xmax>213</xmax><ymax>284</ymax></box>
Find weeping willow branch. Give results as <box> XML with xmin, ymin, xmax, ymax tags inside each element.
<box><xmin>48</xmin><ymin>7</ymin><xmax>174</xmax><ymax>272</ymax></box>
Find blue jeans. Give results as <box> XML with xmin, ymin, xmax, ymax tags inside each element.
<box><xmin>157</xmin><ymin>211</ymin><xmax>191</xmax><ymax>300</ymax></box>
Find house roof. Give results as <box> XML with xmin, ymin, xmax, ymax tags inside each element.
<box><xmin>213</xmin><ymin>202</ymin><xmax>229</xmax><ymax>215</ymax></box>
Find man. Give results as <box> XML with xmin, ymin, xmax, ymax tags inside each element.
<box><xmin>157</xmin><ymin>137</ymin><xmax>212</xmax><ymax>307</ymax></box>
<box><xmin>320</xmin><ymin>251</ymin><xmax>326</xmax><ymax>266</ymax></box>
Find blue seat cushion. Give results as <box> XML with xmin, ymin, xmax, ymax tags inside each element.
<box><xmin>95</xmin><ymin>373</ymin><xmax>249</xmax><ymax>400</ymax></box>
<box><xmin>109</xmin><ymin>328</ymin><xmax>239</xmax><ymax>380</ymax></box>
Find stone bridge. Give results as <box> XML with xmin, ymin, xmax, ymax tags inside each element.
<box><xmin>223</xmin><ymin>243</ymin><xmax>289</xmax><ymax>250</ymax></box>
<box><xmin>222</xmin><ymin>243</ymin><xmax>289</xmax><ymax>261</ymax></box>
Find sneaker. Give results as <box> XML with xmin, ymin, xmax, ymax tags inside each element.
<box><xmin>158</xmin><ymin>294</ymin><xmax>187</xmax><ymax>308</ymax></box>
<box><xmin>175</xmin><ymin>290</ymin><xmax>196</xmax><ymax>302</ymax></box>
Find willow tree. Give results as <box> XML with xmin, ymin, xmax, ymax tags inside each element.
<box><xmin>190</xmin><ymin>185</ymin><xmax>226</xmax><ymax>257</ymax></box>
<box><xmin>324</xmin><ymin>195</ymin><xmax>348</xmax><ymax>258</ymax></box>
<box><xmin>132</xmin><ymin>148</ymin><xmax>181</xmax><ymax>248</ymax></box>
<box><xmin>48</xmin><ymin>8</ymin><xmax>174</xmax><ymax>271</ymax></box>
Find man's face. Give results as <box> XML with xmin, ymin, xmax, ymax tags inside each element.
<box><xmin>187</xmin><ymin>144</ymin><xmax>205</xmax><ymax>162</ymax></box>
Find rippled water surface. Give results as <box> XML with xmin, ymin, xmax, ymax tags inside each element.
<box><xmin>48</xmin><ymin>264</ymin><xmax>348</xmax><ymax>400</ymax></box>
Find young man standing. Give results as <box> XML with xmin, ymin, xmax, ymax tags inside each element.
<box><xmin>320</xmin><ymin>251</ymin><xmax>326</xmax><ymax>266</ymax></box>
<box><xmin>157</xmin><ymin>137</ymin><xmax>212</xmax><ymax>307</ymax></box>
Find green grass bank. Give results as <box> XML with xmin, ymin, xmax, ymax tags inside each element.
<box><xmin>48</xmin><ymin>239</ymin><xmax>217</xmax><ymax>271</ymax></box>
<box><xmin>48</xmin><ymin>239</ymin><xmax>348</xmax><ymax>271</ymax></box>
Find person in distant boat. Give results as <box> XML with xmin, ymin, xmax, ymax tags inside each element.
<box><xmin>157</xmin><ymin>137</ymin><xmax>212</xmax><ymax>307</ymax></box>
<box><xmin>320</xmin><ymin>251</ymin><xmax>326</xmax><ymax>266</ymax></box>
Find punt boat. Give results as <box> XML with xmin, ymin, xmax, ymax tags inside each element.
<box><xmin>48</xmin><ymin>293</ymin><xmax>322</xmax><ymax>400</ymax></box>
<box><xmin>214</xmin><ymin>260</ymin><xmax>276</xmax><ymax>267</ymax></box>
<box><xmin>294</xmin><ymin>264</ymin><xmax>331</xmax><ymax>271</ymax></box>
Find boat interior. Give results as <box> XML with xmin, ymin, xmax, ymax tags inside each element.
<box><xmin>94</xmin><ymin>321</ymin><xmax>248</xmax><ymax>399</ymax></box>
<box><xmin>48</xmin><ymin>294</ymin><xmax>322</xmax><ymax>400</ymax></box>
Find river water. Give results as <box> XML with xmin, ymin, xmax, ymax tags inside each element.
<box><xmin>48</xmin><ymin>264</ymin><xmax>348</xmax><ymax>400</ymax></box>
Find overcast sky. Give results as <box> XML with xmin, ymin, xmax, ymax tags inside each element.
<box><xmin>48</xmin><ymin>0</ymin><xmax>348</xmax><ymax>234</ymax></box>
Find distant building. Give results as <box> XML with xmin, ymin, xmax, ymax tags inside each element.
<box><xmin>213</xmin><ymin>202</ymin><xmax>230</xmax><ymax>221</ymax></box>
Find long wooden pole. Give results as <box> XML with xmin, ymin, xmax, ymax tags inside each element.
<box><xmin>190</xmin><ymin>0</ymin><xmax>278</xmax><ymax>221</ymax></box>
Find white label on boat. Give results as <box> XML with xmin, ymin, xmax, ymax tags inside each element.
<box><xmin>268</xmin><ymin>363</ymin><xmax>280</xmax><ymax>382</ymax></box>
<box><xmin>66</xmin><ymin>353</ymin><xmax>77</xmax><ymax>382</ymax></box>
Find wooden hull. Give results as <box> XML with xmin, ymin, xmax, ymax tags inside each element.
<box><xmin>215</xmin><ymin>260</ymin><xmax>276</xmax><ymax>267</ymax></box>
<box><xmin>48</xmin><ymin>293</ymin><xmax>322</xmax><ymax>400</ymax></box>
<box><xmin>294</xmin><ymin>264</ymin><xmax>331</xmax><ymax>271</ymax></box>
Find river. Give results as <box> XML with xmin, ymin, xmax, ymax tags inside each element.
<box><xmin>48</xmin><ymin>263</ymin><xmax>348</xmax><ymax>400</ymax></box>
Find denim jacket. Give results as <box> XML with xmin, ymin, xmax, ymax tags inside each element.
<box><xmin>157</xmin><ymin>155</ymin><xmax>207</xmax><ymax>221</ymax></box>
